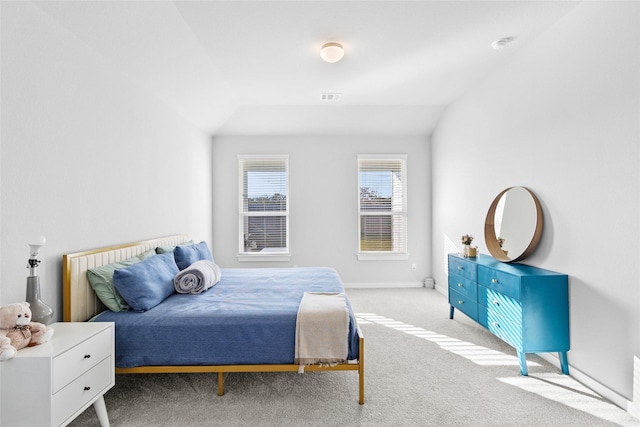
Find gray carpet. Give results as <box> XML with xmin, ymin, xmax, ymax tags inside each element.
<box><xmin>70</xmin><ymin>288</ymin><xmax>638</xmax><ymax>426</ymax></box>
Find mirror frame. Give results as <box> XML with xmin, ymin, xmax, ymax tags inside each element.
<box><xmin>484</xmin><ymin>186</ymin><xmax>543</xmax><ymax>263</ymax></box>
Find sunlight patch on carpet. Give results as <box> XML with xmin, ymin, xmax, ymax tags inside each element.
<box><xmin>355</xmin><ymin>312</ymin><xmax>540</xmax><ymax>368</ymax></box>
<box><xmin>499</xmin><ymin>374</ymin><xmax>640</xmax><ymax>427</ymax></box>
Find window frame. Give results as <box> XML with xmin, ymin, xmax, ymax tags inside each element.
<box><xmin>356</xmin><ymin>154</ymin><xmax>409</xmax><ymax>261</ymax></box>
<box><xmin>237</xmin><ymin>154</ymin><xmax>291</xmax><ymax>262</ymax></box>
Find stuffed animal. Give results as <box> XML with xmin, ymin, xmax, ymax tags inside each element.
<box><xmin>0</xmin><ymin>302</ymin><xmax>53</xmax><ymax>361</ymax></box>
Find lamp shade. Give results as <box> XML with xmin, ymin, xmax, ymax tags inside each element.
<box><xmin>320</xmin><ymin>42</ymin><xmax>344</xmax><ymax>63</ymax></box>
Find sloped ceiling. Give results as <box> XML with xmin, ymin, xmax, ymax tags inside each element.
<box><xmin>33</xmin><ymin>1</ymin><xmax>579</xmax><ymax>137</ymax></box>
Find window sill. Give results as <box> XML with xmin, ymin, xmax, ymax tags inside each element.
<box><xmin>237</xmin><ymin>252</ymin><xmax>291</xmax><ymax>262</ymax></box>
<box><xmin>356</xmin><ymin>252</ymin><xmax>410</xmax><ymax>261</ymax></box>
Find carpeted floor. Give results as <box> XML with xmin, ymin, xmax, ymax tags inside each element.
<box><xmin>69</xmin><ymin>288</ymin><xmax>639</xmax><ymax>426</ymax></box>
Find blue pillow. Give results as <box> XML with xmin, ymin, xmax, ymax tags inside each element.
<box><xmin>155</xmin><ymin>240</ymin><xmax>194</xmax><ymax>254</ymax></box>
<box><xmin>87</xmin><ymin>249</ymin><xmax>156</xmax><ymax>312</ymax></box>
<box><xmin>173</xmin><ymin>241</ymin><xmax>213</xmax><ymax>270</ymax></box>
<box><xmin>113</xmin><ymin>252</ymin><xmax>179</xmax><ymax>312</ymax></box>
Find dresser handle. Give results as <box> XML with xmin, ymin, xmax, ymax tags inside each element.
<box><xmin>458</xmin><ymin>300</ymin><xmax>464</xmax><ymax>305</ymax></box>
<box><xmin>492</xmin><ymin>322</ymin><xmax>499</xmax><ymax>327</ymax></box>
<box><xmin>491</xmin><ymin>279</ymin><xmax>498</xmax><ymax>283</ymax></box>
<box><xmin>457</xmin><ymin>283</ymin><xmax>463</xmax><ymax>287</ymax></box>
<box><xmin>457</xmin><ymin>266</ymin><xmax>463</xmax><ymax>271</ymax></box>
<box><xmin>492</xmin><ymin>300</ymin><xmax>499</xmax><ymax>305</ymax></box>
<box><xmin>84</xmin><ymin>386</ymin><xmax>91</xmax><ymax>391</ymax></box>
<box><xmin>84</xmin><ymin>354</ymin><xmax>91</xmax><ymax>359</ymax></box>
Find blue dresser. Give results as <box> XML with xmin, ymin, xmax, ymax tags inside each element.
<box><xmin>448</xmin><ymin>253</ymin><xmax>569</xmax><ymax>375</ymax></box>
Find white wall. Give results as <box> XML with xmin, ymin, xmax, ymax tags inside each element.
<box><xmin>432</xmin><ymin>1</ymin><xmax>639</xmax><ymax>407</ymax></box>
<box><xmin>212</xmin><ymin>135</ymin><xmax>431</xmax><ymax>287</ymax></box>
<box><xmin>0</xmin><ymin>2</ymin><xmax>213</xmax><ymax>313</ymax></box>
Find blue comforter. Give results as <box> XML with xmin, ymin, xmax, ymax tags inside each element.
<box><xmin>93</xmin><ymin>267</ymin><xmax>359</xmax><ymax>367</ymax></box>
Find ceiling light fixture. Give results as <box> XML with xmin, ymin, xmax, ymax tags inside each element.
<box><xmin>320</xmin><ymin>42</ymin><xmax>344</xmax><ymax>63</ymax></box>
<box><xmin>491</xmin><ymin>37</ymin><xmax>515</xmax><ymax>50</ymax></box>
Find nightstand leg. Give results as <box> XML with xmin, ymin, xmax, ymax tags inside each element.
<box><xmin>518</xmin><ymin>351</ymin><xmax>528</xmax><ymax>376</ymax></box>
<box><xmin>93</xmin><ymin>395</ymin><xmax>110</xmax><ymax>427</ymax></box>
<box><xmin>449</xmin><ymin>305</ymin><xmax>455</xmax><ymax>319</ymax></box>
<box><xmin>559</xmin><ymin>352</ymin><xmax>569</xmax><ymax>374</ymax></box>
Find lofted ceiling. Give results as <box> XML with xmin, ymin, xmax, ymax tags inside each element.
<box><xmin>33</xmin><ymin>1</ymin><xmax>580</xmax><ymax>137</ymax></box>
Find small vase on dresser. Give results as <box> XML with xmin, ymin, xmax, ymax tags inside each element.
<box><xmin>462</xmin><ymin>245</ymin><xmax>477</xmax><ymax>257</ymax></box>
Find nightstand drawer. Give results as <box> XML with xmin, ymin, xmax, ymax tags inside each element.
<box><xmin>478</xmin><ymin>265</ymin><xmax>520</xmax><ymax>300</ymax></box>
<box><xmin>448</xmin><ymin>257</ymin><xmax>477</xmax><ymax>282</ymax></box>
<box><xmin>53</xmin><ymin>328</ymin><xmax>111</xmax><ymax>393</ymax></box>
<box><xmin>52</xmin><ymin>357</ymin><xmax>112</xmax><ymax>427</ymax></box>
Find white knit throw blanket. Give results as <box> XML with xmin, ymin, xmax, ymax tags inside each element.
<box><xmin>295</xmin><ymin>292</ymin><xmax>348</xmax><ymax>369</ymax></box>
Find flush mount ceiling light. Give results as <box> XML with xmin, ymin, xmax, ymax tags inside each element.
<box><xmin>491</xmin><ymin>37</ymin><xmax>515</xmax><ymax>50</ymax></box>
<box><xmin>320</xmin><ymin>42</ymin><xmax>344</xmax><ymax>63</ymax></box>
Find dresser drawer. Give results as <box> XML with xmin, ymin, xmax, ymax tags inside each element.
<box><xmin>448</xmin><ymin>256</ymin><xmax>477</xmax><ymax>282</ymax></box>
<box><xmin>478</xmin><ymin>265</ymin><xmax>520</xmax><ymax>300</ymax></box>
<box><xmin>449</xmin><ymin>288</ymin><xmax>478</xmax><ymax>321</ymax></box>
<box><xmin>53</xmin><ymin>357</ymin><xmax>112</xmax><ymax>427</ymax></box>
<box><xmin>448</xmin><ymin>274</ymin><xmax>477</xmax><ymax>301</ymax></box>
<box><xmin>53</xmin><ymin>328</ymin><xmax>111</xmax><ymax>393</ymax></box>
<box><xmin>478</xmin><ymin>287</ymin><xmax>523</xmax><ymax>349</ymax></box>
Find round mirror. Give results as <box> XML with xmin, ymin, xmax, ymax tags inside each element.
<box><xmin>484</xmin><ymin>186</ymin><xmax>543</xmax><ymax>263</ymax></box>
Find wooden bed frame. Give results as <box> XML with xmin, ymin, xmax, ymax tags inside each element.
<box><xmin>62</xmin><ymin>235</ymin><xmax>365</xmax><ymax>404</ymax></box>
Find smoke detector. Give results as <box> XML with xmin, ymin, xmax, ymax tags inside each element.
<box><xmin>491</xmin><ymin>37</ymin><xmax>515</xmax><ymax>50</ymax></box>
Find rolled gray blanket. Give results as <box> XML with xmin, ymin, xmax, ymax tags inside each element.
<box><xmin>173</xmin><ymin>260</ymin><xmax>221</xmax><ymax>294</ymax></box>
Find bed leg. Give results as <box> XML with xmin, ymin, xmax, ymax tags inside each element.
<box><xmin>358</xmin><ymin>367</ymin><xmax>364</xmax><ymax>405</ymax></box>
<box><xmin>358</xmin><ymin>335</ymin><xmax>365</xmax><ymax>404</ymax></box>
<box><xmin>217</xmin><ymin>372</ymin><xmax>224</xmax><ymax>396</ymax></box>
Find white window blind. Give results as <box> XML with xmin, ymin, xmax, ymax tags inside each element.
<box><xmin>238</xmin><ymin>156</ymin><xmax>289</xmax><ymax>256</ymax></box>
<box><xmin>358</xmin><ymin>155</ymin><xmax>407</xmax><ymax>255</ymax></box>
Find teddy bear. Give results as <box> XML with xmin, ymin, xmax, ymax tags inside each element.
<box><xmin>0</xmin><ymin>302</ymin><xmax>54</xmax><ymax>361</ymax></box>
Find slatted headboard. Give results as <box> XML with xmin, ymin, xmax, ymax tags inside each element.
<box><xmin>62</xmin><ymin>235</ymin><xmax>190</xmax><ymax>322</ymax></box>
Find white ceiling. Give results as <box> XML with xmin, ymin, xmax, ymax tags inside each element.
<box><xmin>34</xmin><ymin>1</ymin><xmax>580</xmax><ymax>137</ymax></box>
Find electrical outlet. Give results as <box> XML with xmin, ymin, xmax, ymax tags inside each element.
<box><xmin>411</xmin><ymin>264</ymin><xmax>417</xmax><ymax>271</ymax></box>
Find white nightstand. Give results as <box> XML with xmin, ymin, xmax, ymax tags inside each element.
<box><xmin>1</xmin><ymin>322</ymin><xmax>115</xmax><ymax>427</ymax></box>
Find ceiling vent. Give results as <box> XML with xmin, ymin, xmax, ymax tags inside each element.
<box><xmin>321</xmin><ymin>93</ymin><xmax>342</xmax><ymax>101</ymax></box>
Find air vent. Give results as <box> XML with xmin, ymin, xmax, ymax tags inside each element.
<box><xmin>321</xmin><ymin>93</ymin><xmax>341</xmax><ymax>101</ymax></box>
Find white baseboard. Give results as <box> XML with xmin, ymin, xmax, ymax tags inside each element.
<box><xmin>343</xmin><ymin>282</ymin><xmax>425</xmax><ymax>289</ymax></box>
<box><xmin>538</xmin><ymin>352</ymin><xmax>638</xmax><ymax>419</ymax></box>
<box><xmin>631</xmin><ymin>356</ymin><xmax>640</xmax><ymax>418</ymax></box>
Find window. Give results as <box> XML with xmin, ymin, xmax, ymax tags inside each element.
<box><xmin>357</xmin><ymin>155</ymin><xmax>408</xmax><ymax>260</ymax></box>
<box><xmin>238</xmin><ymin>155</ymin><xmax>289</xmax><ymax>261</ymax></box>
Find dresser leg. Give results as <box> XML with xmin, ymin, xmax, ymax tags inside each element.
<box><xmin>559</xmin><ymin>352</ymin><xmax>569</xmax><ymax>374</ymax></box>
<box><xmin>518</xmin><ymin>351</ymin><xmax>529</xmax><ymax>376</ymax></box>
<box><xmin>449</xmin><ymin>305</ymin><xmax>455</xmax><ymax>319</ymax></box>
<box><xmin>93</xmin><ymin>395</ymin><xmax>110</xmax><ymax>427</ymax></box>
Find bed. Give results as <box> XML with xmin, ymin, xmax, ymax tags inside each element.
<box><xmin>62</xmin><ymin>235</ymin><xmax>364</xmax><ymax>404</ymax></box>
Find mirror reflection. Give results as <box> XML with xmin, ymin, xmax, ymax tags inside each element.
<box><xmin>484</xmin><ymin>186</ymin><xmax>543</xmax><ymax>263</ymax></box>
